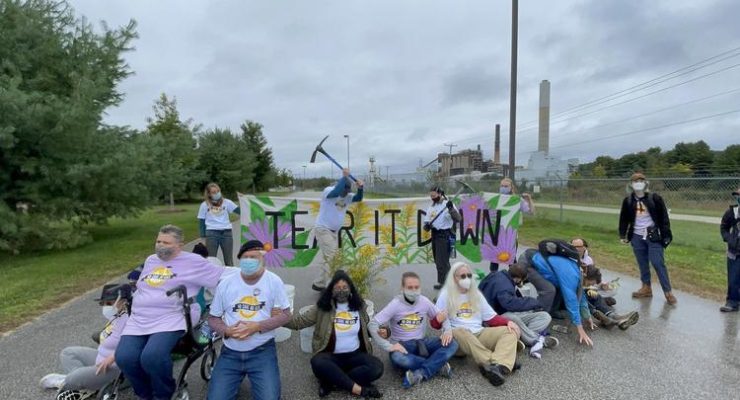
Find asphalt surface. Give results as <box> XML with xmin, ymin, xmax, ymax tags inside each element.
<box><xmin>2</xmin><ymin>253</ymin><xmax>739</xmax><ymax>400</ymax></box>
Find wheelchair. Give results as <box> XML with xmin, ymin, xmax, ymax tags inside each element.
<box><xmin>97</xmin><ymin>285</ymin><xmax>221</xmax><ymax>400</ymax></box>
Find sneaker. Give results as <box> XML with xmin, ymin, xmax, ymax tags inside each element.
<box><xmin>439</xmin><ymin>362</ymin><xmax>453</xmax><ymax>378</ymax></box>
<box><xmin>479</xmin><ymin>364</ymin><xmax>505</xmax><ymax>386</ymax></box>
<box><xmin>720</xmin><ymin>303</ymin><xmax>739</xmax><ymax>312</ymax></box>
<box><xmin>402</xmin><ymin>370</ymin><xmax>423</xmax><ymax>388</ymax></box>
<box><xmin>516</xmin><ymin>340</ymin><xmax>526</xmax><ymax>352</ymax></box>
<box><xmin>56</xmin><ymin>390</ymin><xmax>96</xmax><ymax>400</ymax></box>
<box><xmin>616</xmin><ymin>311</ymin><xmax>639</xmax><ymax>330</ymax></box>
<box><xmin>40</xmin><ymin>373</ymin><xmax>66</xmax><ymax>390</ymax></box>
<box><xmin>543</xmin><ymin>336</ymin><xmax>559</xmax><ymax>348</ymax></box>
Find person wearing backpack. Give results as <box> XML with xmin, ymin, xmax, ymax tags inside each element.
<box><xmin>530</xmin><ymin>239</ymin><xmax>595</xmax><ymax>346</ymax></box>
<box><xmin>720</xmin><ymin>188</ymin><xmax>740</xmax><ymax>312</ymax></box>
<box><xmin>618</xmin><ymin>173</ymin><xmax>677</xmax><ymax>305</ymax></box>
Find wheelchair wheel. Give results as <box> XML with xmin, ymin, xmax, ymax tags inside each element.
<box><xmin>200</xmin><ymin>346</ymin><xmax>217</xmax><ymax>381</ymax></box>
<box><xmin>173</xmin><ymin>385</ymin><xmax>190</xmax><ymax>400</ymax></box>
<box><xmin>96</xmin><ymin>381</ymin><xmax>117</xmax><ymax>400</ymax></box>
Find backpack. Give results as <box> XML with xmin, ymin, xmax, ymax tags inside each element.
<box><xmin>537</xmin><ymin>239</ymin><xmax>580</xmax><ymax>261</ymax></box>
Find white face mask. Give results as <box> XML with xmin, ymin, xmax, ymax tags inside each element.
<box><xmin>632</xmin><ymin>181</ymin><xmax>646</xmax><ymax>191</ymax></box>
<box><xmin>458</xmin><ymin>278</ymin><xmax>472</xmax><ymax>290</ymax></box>
<box><xmin>102</xmin><ymin>305</ymin><xmax>117</xmax><ymax>320</ymax></box>
<box><xmin>403</xmin><ymin>289</ymin><xmax>421</xmax><ymax>303</ymax></box>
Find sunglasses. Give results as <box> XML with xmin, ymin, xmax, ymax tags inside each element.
<box><xmin>457</xmin><ymin>273</ymin><xmax>473</xmax><ymax>279</ymax></box>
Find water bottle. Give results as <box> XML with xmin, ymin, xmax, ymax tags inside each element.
<box><xmin>199</xmin><ymin>322</ymin><xmax>213</xmax><ymax>344</ymax></box>
<box><xmin>448</xmin><ymin>234</ymin><xmax>457</xmax><ymax>258</ymax></box>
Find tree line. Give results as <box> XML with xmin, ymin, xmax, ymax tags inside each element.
<box><xmin>0</xmin><ymin>1</ymin><xmax>285</xmax><ymax>253</ymax></box>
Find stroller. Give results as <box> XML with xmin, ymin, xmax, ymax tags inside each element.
<box><xmin>97</xmin><ymin>285</ymin><xmax>221</xmax><ymax>400</ymax></box>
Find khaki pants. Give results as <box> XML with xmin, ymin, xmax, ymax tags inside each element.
<box><xmin>313</xmin><ymin>227</ymin><xmax>338</xmax><ymax>287</ymax></box>
<box><xmin>452</xmin><ymin>327</ymin><xmax>517</xmax><ymax>371</ymax></box>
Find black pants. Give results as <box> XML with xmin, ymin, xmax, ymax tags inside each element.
<box><xmin>431</xmin><ymin>230</ymin><xmax>451</xmax><ymax>284</ymax></box>
<box><xmin>587</xmin><ymin>293</ymin><xmax>613</xmax><ymax>315</ymax></box>
<box><xmin>310</xmin><ymin>350</ymin><xmax>384</xmax><ymax>392</ymax></box>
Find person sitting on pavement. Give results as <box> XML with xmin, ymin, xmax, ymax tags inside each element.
<box><xmin>114</xmin><ymin>224</ymin><xmax>227</xmax><ymax>400</ymax></box>
<box><xmin>478</xmin><ymin>263</ymin><xmax>558</xmax><ymax>359</ymax></box>
<box><xmin>720</xmin><ymin>187</ymin><xmax>740</xmax><ymax>312</ymax></box>
<box><xmin>582</xmin><ymin>265</ymin><xmax>639</xmax><ymax>330</ymax></box>
<box><xmin>571</xmin><ymin>237</ymin><xmax>617</xmax><ymax>307</ymax></box>
<box><xmin>286</xmin><ymin>270</ymin><xmax>383</xmax><ymax>398</ymax></box>
<box><xmin>530</xmin><ymin>241</ymin><xmax>595</xmax><ymax>346</ymax></box>
<box><xmin>434</xmin><ymin>262</ymin><xmax>521</xmax><ymax>387</ymax></box>
<box><xmin>206</xmin><ymin>240</ymin><xmax>291</xmax><ymax>400</ymax></box>
<box><xmin>40</xmin><ymin>284</ymin><xmax>132</xmax><ymax>400</ymax></box>
<box><xmin>369</xmin><ymin>271</ymin><xmax>458</xmax><ymax>388</ymax></box>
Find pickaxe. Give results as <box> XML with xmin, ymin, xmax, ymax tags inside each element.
<box><xmin>309</xmin><ymin>135</ymin><xmax>358</xmax><ymax>182</ymax></box>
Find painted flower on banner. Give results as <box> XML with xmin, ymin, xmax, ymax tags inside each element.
<box><xmin>243</xmin><ymin>219</ymin><xmax>296</xmax><ymax>267</ymax></box>
<box><xmin>460</xmin><ymin>195</ymin><xmax>486</xmax><ymax>231</ymax></box>
<box><xmin>481</xmin><ymin>226</ymin><xmax>517</xmax><ymax>264</ymax></box>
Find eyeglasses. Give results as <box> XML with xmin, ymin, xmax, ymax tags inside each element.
<box><xmin>457</xmin><ymin>273</ymin><xmax>473</xmax><ymax>279</ymax></box>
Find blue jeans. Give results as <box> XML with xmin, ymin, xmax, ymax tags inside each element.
<box><xmin>727</xmin><ymin>256</ymin><xmax>740</xmax><ymax>305</ymax></box>
<box><xmin>206</xmin><ymin>229</ymin><xmax>234</xmax><ymax>266</ymax></box>
<box><xmin>114</xmin><ymin>331</ymin><xmax>184</xmax><ymax>400</ymax></box>
<box><xmin>207</xmin><ymin>340</ymin><xmax>280</xmax><ymax>400</ymax></box>
<box><xmin>631</xmin><ymin>235</ymin><xmax>672</xmax><ymax>293</ymax></box>
<box><xmin>389</xmin><ymin>337</ymin><xmax>458</xmax><ymax>379</ymax></box>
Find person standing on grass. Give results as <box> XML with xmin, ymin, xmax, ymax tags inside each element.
<box><xmin>198</xmin><ymin>182</ymin><xmax>240</xmax><ymax>266</ymax></box>
<box><xmin>312</xmin><ymin>169</ymin><xmax>364</xmax><ymax>291</ymax></box>
<box><xmin>489</xmin><ymin>178</ymin><xmax>535</xmax><ymax>272</ymax></box>
<box><xmin>618</xmin><ymin>172</ymin><xmax>677</xmax><ymax>305</ymax></box>
<box><xmin>720</xmin><ymin>187</ymin><xmax>740</xmax><ymax>312</ymax></box>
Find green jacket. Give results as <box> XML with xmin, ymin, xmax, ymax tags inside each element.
<box><xmin>286</xmin><ymin>303</ymin><xmax>373</xmax><ymax>356</ymax></box>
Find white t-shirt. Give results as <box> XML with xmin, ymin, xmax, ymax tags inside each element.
<box><xmin>633</xmin><ymin>197</ymin><xmax>654</xmax><ymax>238</ymax></box>
<box><xmin>435</xmin><ymin>291</ymin><xmax>495</xmax><ymax>335</ymax></box>
<box><xmin>210</xmin><ymin>270</ymin><xmax>289</xmax><ymax>352</ymax></box>
<box><xmin>198</xmin><ymin>199</ymin><xmax>238</xmax><ymax>230</ymax></box>
<box><xmin>315</xmin><ymin>186</ymin><xmax>354</xmax><ymax>231</ymax></box>
<box><xmin>333</xmin><ymin>303</ymin><xmax>361</xmax><ymax>354</ymax></box>
<box><xmin>424</xmin><ymin>202</ymin><xmax>455</xmax><ymax>230</ymax></box>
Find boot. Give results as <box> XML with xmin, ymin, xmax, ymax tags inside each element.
<box><xmin>592</xmin><ymin>310</ymin><xmax>617</xmax><ymax>329</ymax></box>
<box><xmin>632</xmin><ymin>284</ymin><xmax>653</xmax><ymax>298</ymax></box>
<box><xmin>665</xmin><ymin>292</ymin><xmax>677</xmax><ymax>305</ymax></box>
<box><xmin>612</xmin><ymin>311</ymin><xmax>639</xmax><ymax>330</ymax></box>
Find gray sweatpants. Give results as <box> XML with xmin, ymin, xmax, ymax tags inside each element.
<box><xmin>59</xmin><ymin>346</ymin><xmax>119</xmax><ymax>391</ymax></box>
<box><xmin>502</xmin><ymin>311</ymin><xmax>552</xmax><ymax>346</ymax></box>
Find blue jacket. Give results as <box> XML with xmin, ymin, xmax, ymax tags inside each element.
<box><xmin>479</xmin><ymin>271</ymin><xmax>542</xmax><ymax>315</ymax></box>
<box><xmin>531</xmin><ymin>252</ymin><xmax>590</xmax><ymax>326</ymax></box>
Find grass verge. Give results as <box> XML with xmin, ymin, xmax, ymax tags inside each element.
<box><xmin>0</xmin><ymin>204</ymin><xmax>200</xmax><ymax>333</ymax></box>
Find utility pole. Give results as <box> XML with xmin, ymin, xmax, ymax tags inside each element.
<box><xmin>386</xmin><ymin>166</ymin><xmax>390</xmax><ymax>182</ymax></box>
<box><xmin>443</xmin><ymin>142</ymin><xmax>457</xmax><ymax>155</ymax></box>
<box><xmin>508</xmin><ymin>0</ymin><xmax>519</xmax><ymax>182</ymax></box>
<box><xmin>343</xmin><ymin>134</ymin><xmax>350</xmax><ymax>171</ymax></box>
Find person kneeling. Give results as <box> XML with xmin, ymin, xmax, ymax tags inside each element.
<box><xmin>479</xmin><ymin>263</ymin><xmax>558</xmax><ymax>359</ymax></box>
<box><xmin>369</xmin><ymin>271</ymin><xmax>458</xmax><ymax>388</ymax></box>
<box><xmin>286</xmin><ymin>270</ymin><xmax>383</xmax><ymax>398</ymax></box>
<box><xmin>206</xmin><ymin>240</ymin><xmax>291</xmax><ymax>400</ymax></box>
<box><xmin>583</xmin><ymin>265</ymin><xmax>638</xmax><ymax>330</ymax></box>
<box><xmin>435</xmin><ymin>262</ymin><xmax>520</xmax><ymax>387</ymax></box>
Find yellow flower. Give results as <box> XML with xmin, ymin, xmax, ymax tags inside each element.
<box><xmin>307</xmin><ymin>201</ymin><xmax>321</xmax><ymax>216</ymax></box>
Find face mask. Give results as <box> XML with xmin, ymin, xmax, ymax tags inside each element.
<box><xmin>155</xmin><ymin>245</ymin><xmax>176</xmax><ymax>260</ymax></box>
<box><xmin>632</xmin><ymin>182</ymin><xmax>646</xmax><ymax>191</ymax></box>
<box><xmin>239</xmin><ymin>258</ymin><xmax>261</xmax><ymax>276</ymax></box>
<box><xmin>734</xmin><ymin>196</ymin><xmax>740</xmax><ymax>206</ymax></box>
<box><xmin>333</xmin><ymin>289</ymin><xmax>351</xmax><ymax>303</ymax></box>
<box><xmin>102</xmin><ymin>305</ymin><xmax>117</xmax><ymax>320</ymax></box>
<box><xmin>431</xmin><ymin>195</ymin><xmax>440</xmax><ymax>203</ymax></box>
<box><xmin>458</xmin><ymin>278</ymin><xmax>472</xmax><ymax>290</ymax></box>
<box><xmin>211</xmin><ymin>192</ymin><xmax>222</xmax><ymax>201</ymax></box>
<box><xmin>499</xmin><ymin>186</ymin><xmax>511</xmax><ymax>194</ymax></box>
<box><xmin>403</xmin><ymin>289</ymin><xmax>421</xmax><ymax>303</ymax></box>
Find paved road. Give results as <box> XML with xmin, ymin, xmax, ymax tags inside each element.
<box><xmin>2</xmin><ymin>257</ymin><xmax>739</xmax><ymax>400</ymax></box>
<box><xmin>537</xmin><ymin>202</ymin><xmax>720</xmax><ymax>224</ymax></box>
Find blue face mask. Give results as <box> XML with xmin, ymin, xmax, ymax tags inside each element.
<box><xmin>211</xmin><ymin>192</ymin><xmax>222</xmax><ymax>201</ymax></box>
<box><xmin>499</xmin><ymin>186</ymin><xmax>511</xmax><ymax>194</ymax></box>
<box><xmin>240</xmin><ymin>258</ymin><xmax>261</xmax><ymax>276</ymax></box>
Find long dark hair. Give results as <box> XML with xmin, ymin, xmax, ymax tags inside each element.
<box><xmin>317</xmin><ymin>270</ymin><xmax>365</xmax><ymax>312</ymax></box>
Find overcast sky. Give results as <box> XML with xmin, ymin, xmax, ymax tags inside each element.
<box><xmin>70</xmin><ymin>0</ymin><xmax>740</xmax><ymax>177</ymax></box>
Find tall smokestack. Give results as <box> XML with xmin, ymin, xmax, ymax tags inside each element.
<box><xmin>538</xmin><ymin>80</ymin><xmax>550</xmax><ymax>154</ymax></box>
<box><xmin>494</xmin><ymin>124</ymin><xmax>501</xmax><ymax>164</ymax></box>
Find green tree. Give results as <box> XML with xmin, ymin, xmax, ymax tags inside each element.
<box><xmin>0</xmin><ymin>0</ymin><xmax>141</xmax><ymax>253</ymax></box>
<box><xmin>712</xmin><ymin>144</ymin><xmax>740</xmax><ymax>177</ymax></box>
<box><xmin>197</xmin><ymin>128</ymin><xmax>256</xmax><ymax>196</ymax></box>
<box><xmin>145</xmin><ymin>93</ymin><xmax>202</xmax><ymax>208</ymax></box>
<box><xmin>239</xmin><ymin>121</ymin><xmax>275</xmax><ymax>191</ymax></box>
<box><xmin>665</xmin><ymin>141</ymin><xmax>714</xmax><ymax>176</ymax></box>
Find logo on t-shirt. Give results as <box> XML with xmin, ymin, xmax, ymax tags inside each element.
<box><xmin>208</xmin><ymin>205</ymin><xmax>225</xmax><ymax>216</ymax></box>
<box><xmin>143</xmin><ymin>267</ymin><xmax>175</xmax><ymax>288</ymax></box>
<box><xmin>232</xmin><ymin>296</ymin><xmax>266</xmax><ymax>319</ymax></box>
<box><xmin>335</xmin><ymin>199</ymin><xmax>347</xmax><ymax>209</ymax></box>
<box><xmin>456</xmin><ymin>302</ymin><xmax>473</xmax><ymax>319</ymax></box>
<box><xmin>397</xmin><ymin>313</ymin><xmax>424</xmax><ymax>332</ymax></box>
<box><xmin>334</xmin><ymin>311</ymin><xmax>359</xmax><ymax>331</ymax></box>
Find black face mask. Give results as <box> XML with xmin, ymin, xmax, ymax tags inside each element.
<box><xmin>333</xmin><ymin>289</ymin><xmax>350</xmax><ymax>303</ymax></box>
<box><xmin>431</xmin><ymin>195</ymin><xmax>441</xmax><ymax>203</ymax></box>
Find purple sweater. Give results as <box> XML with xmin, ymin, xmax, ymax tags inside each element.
<box><xmin>369</xmin><ymin>295</ymin><xmax>450</xmax><ymax>352</ymax></box>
